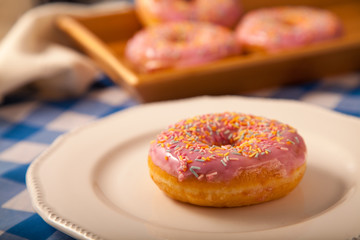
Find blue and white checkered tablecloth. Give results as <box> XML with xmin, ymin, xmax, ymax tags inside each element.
<box><xmin>1</xmin><ymin>73</ymin><xmax>360</xmax><ymax>240</ymax></box>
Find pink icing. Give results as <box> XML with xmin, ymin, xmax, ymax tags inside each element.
<box><xmin>235</xmin><ymin>6</ymin><xmax>343</xmax><ymax>52</ymax></box>
<box><xmin>149</xmin><ymin>112</ymin><xmax>306</xmax><ymax>182</ymax></box>
<box><xmin>139</xmin><ymin>0</ymin><xmax>242</xmax><ymax>28</ymax></box>
<box><xmin>125</xmin><ymin>21</ymin><xmax>240</xmax><ymax>72</ymax></box>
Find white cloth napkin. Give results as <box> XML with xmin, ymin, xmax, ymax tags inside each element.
<box><xmin>0</xmin><ymin>1</ymin><xmax>130</xmax><ymax>102</ymax></box>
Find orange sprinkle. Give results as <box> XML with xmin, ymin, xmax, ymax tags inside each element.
<box><xmin>249</xmin><ymin>152</ymin><xmax>257</xmax><ymax>157</ymax></box>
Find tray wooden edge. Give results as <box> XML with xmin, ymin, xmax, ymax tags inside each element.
<box><xmin>56</xmin><ymin>6</ymin><xmax>360</xmax><ymax>102</ymax></box>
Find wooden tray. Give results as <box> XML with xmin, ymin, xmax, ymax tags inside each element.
<box><xmin>57</xmin><ymin>0</ymin><xmax>360</xmax><ymax>102</ymax></box>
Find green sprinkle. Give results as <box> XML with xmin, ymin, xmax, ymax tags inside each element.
<box><xmin>239</xmin><ymin>132</ymin><xmax>245</xmax><ymax>141</ymax></box>
<box><xmin>232</xmin><ymin>151</ymin><xmax>242</xmax><ymax>155</ymax></box>
<box><xmin>221</xmin><ymin>160</ymin><xmax>227</xmax><ymax>166</ymax></box>
<box><xmin>190</xmin><ymin>166</ymin><xmax>201</xmax><ymax>178</ymax></box>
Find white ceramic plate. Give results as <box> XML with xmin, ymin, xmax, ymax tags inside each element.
<box><xmin>26</xmin><ymin>96</ymin><xmax>360</xmax><ymax>240</ymax></box>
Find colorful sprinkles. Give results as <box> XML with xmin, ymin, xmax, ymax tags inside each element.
<box><xmin>151</xmin><ymin>112</ymin><xmax>303</xmax><ymax>181</ymax></box>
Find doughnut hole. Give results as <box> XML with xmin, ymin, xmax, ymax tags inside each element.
<box><xmin>166</xmin><ymin>32</ymin><xmax>189</xmax><ymax>44</ymax></box>
<box><xmin>179</xmin><ymin>117</ymin><xmax>274</xmax><ymax>148</ymax></box>
<box><xmin>184</xmin><ymin>125</ymin><xmax>239</xmax><ymax>147</ymax></box>
<box><xmin>283</xmin><ymin>16</ymin><xmax>304</xmax><ymax>26</ymax></box>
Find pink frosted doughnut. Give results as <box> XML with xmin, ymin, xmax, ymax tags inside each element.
<box><xmin>148</xmin><ymin>112</ymin><xmax>307</xmax><ymax>207</ymax></box>
<box><xmin>125</xmin><ymin>21</ymin><xmax>240</xmax><ymax>72</ymax></box>
<box><xmin>235</xmin><ymin>6</ymin><xmax>343</xmax><ymax>53</ymax></box>
<box><xmin>136</xmin><ymin>0</ymin><xmax>242</xmax><ymax>28</ymax></box>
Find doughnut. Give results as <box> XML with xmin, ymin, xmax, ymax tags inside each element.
<box><xmin>148</xmin><ymin>112</ymin><xmax>307</xmax><ymax>207</ymax></box>
<box><xmin>235</xmin><ymin>6</ymin><xmax>343</xmax><ymax>53</ymax></box>
<box><xmin>125</xmin><ymin>21</ymin><xmax>240</xmax><ymax>72</ymax></box>
<box><xmin>135</xmin><ymin>0</ymin><xmax>242</xmax><ymax>28</ymax></box>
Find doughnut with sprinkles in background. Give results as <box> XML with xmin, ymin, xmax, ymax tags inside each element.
<box><xmin>125</xmin><ymin>21</ymin><xmax>240</xmax><ymax>72</ymax></box>
<box><xmin>148</xmin><ymin>112</ymin><xmax>307</xmax><ymax>207</ymax></box>
<box><xmin>135</xmin><ymin>0</ymin><xmax>242</xmax><ymax>28</ymax></box>
<box><xmin>235</xmin><ymin>6</ymin><xmax>343</xmax><ymax>53</ymax></box>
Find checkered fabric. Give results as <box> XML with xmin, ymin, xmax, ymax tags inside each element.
<box><xmin>0</xmin><ymin>76</ymin><xmax>137</xmax><ymax>240</ymax></box>
<box><xmin>1</xmin><ymin>72</ymin><xmax>360</xmax><ymax>240</ymax></box>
